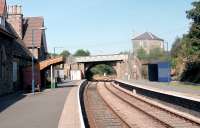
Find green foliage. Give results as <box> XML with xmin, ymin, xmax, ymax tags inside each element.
<box><xmin>48</xmin><ymin>53</ymin><xmax>59</xmax><ymax>57</ymax></box>
<box><xmin>119</xmin><ymin>51</ymin><xmax>129</xmax><ymax>54</ymax></box>
<box><xmin>186</xmin><ymin>1</ymin><xmax>200</xmax><ymax>61</ymax></box>
<box><xmin>178</xmin><ymin>36</ymin><xmax>191</xmax><ymax>60</ymax></box>
<box><xmin>90</xmin><ymin>64</ymin><xmax>116</xmax><ymax>75</ymax></box>
<box><xmin>85</xmin><ymin>64</ymin><xmax>116</xmax><ymax>80</ymax></box>
<box><xmin>171</xmin><ymin>1</ymin><xmax>200</xmax><ymax>67</ymax></box>
<box><xmin>137</xmin><ymin>48</ymin><xmax>148</xmax><ymax>60</ymax></box>
<box><xmin>171</xmin><ymin>1</ymin><xmax>200</xmax><ymax>82</ymax></box>
<box><xmin>85</xmin><ymin>71</ymin><xmax>93</xmax><ymax>80</ymax></box>
<box><xmin>186</xmin><ymin>1</ymin><xmax>200</xmax><ymax>23</ymax></box>
<box><xmin>170</xmin><ymin>58</ymin><xmax>177</xmax><ymax>69</ymax></box>
<box><xmin>73</xmin><ymin>49</ymin><xmax>90</xmax><ymax>57</ymax></box>
<box><xmin>171</xmin><ymin>37</ymin><xmax>181</xmax><ymax>58</ymax></box>
<box><xmin>148</xmin><ymin>48</ymin><xmax>167</xmax><ymax>61</ymax></box>
<box><xmin>60</xmin><ymin>50</ymin><xmax>70</xmax><ymax>58</ymax></box>
<box><xmin>48</xmin><ymin>50</ymin><xmax>71</xmax><ymax>58</ymax></box>
<box><xmin>171</xmin><ymin>36</ymin><xmax>191</xmax><ymax>62</ymax></box>
<box><xmin>180</xmin><ymin>62</ymin><xmax>200</xmax><ymax>83</ymax></box>
<box><xmin>136</xmin><ymin>47</ymin><xmax>168</xmax><ymax>61</ymax></box>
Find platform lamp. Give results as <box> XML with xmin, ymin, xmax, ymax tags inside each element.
<box><xmin>32</xmin><ymin>27</ymin><xmax>47</xmax><ymax>94</ymax></box>
<box><xmin>53</xmin><ymin>47</ymin><xmax>64</xmax><ymax>58</ymax></box>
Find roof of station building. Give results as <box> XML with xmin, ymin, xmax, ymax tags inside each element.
<box><xmin>132</xmin><ymin>32</ymin><xmax>164</xmax><ymax>41</ymax></box>
<box><xmin>22</xmin><ymin>16</ymin><xmax>47</xmax><ymax>52</ymax></box>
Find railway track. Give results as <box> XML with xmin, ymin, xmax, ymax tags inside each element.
<box><xmin>100</xmin><ymin>82</ymin><xmax>200</xmax><ymax>128</ymax></box>
<box><xmin>84</xmin><ymin>81</ymin><xmax>200</xmax><ymax>128</ymax></box>
<box><xmin>83</xmin><ymin>82</ymin><xmax>129</xmax><ymax>128</ymax></box>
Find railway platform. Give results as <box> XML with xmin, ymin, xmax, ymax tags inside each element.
<box><xmin>58</xmin><ymin>80</ymin><xmax>85</xmax><ymax>128</ymax></box>
<box><xmin>115</xmin><ymin>79</ymin><xmax>200</xmax><ymax>121</ymax></box>
<box><xmin>117</xmin><ymin>79</ymin><xmax>200</xmax><ymax>101</ymax></box>
<box><xmin>0</xmin><ymin>80</ymin><xmax>84</xmax><ymax>128</ymax></box>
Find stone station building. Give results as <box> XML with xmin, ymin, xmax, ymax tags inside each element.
<box><xmin>0</xmin><ymin>0</ymin><xmax>34</xmax><ymax>95</ymax></box>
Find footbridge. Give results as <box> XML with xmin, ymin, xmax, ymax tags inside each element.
<box><xmin>23</xmin><ymin>56</ymin><xmax>65</xmax><ymax>90</ymax></box>
<box><xmin>39</xmin><ymin>56</ymin><xmax>65</xmax><ymax>70</ymax></box>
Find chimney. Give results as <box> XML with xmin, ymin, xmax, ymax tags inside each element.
<box><xmin>8</xmin><ymin>5</ymin><xmax>22</xmax><ymax>15</ymax></box>
<box><xmin>16</xmin><ymin>5</ymin><xmax>22</xmax><ymax>14</ymax></box>
<box><xmin>14</xmin><ymin>5</ymin><xmax>17</xmax><ymax>14</ymax></box>
<box><xmin>7</xmin><ymin>5</ymin><xmax>23</xmax><ymax>38</ymax></box>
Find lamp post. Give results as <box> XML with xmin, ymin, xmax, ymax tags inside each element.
<box><xmin>54</xmin><ymin>47</ymin><xmax>64</xmax><ymax>58</ymax></box>
<box><xmin>32</xmin><ymin>27</ymin><xmax>47</xmax><ymax>94</ymax></box>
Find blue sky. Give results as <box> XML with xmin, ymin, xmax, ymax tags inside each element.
<box><xmin>8</xmin><ymin>0</ymin><xmax>194</xmax><ymax>55</ymax></box>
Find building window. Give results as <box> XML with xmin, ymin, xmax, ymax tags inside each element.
<box><xmin>143</xmin><ymin>41</ymin><xmax>148</xmax><ymax>48</ymax></box>
<box><xmin>2</xmin><ymin>18</ymin><xmax>5</xmax><ymax>28</ymax></box>
<box><xmin>13</xmin><ymin>62</ymin><xmax>18</xmax><ymax>82</ymax></box>
<box><xmin>0</xmin><ymin>17</ymin><xmax>2</xmax><ymax>25</ymax></box>
<box><xmin>0</xmin><ymin>50</ymin><xmax>2</xmax><ymax>80</ymax></box>
<box><xmin>0</xmin><ymin>46</ymin><xmax>7</xmax><ymax>80</ymax></box>
<box><xmin>160</xmin><ymin>42</ymin><xmax>164</xmax><ymax>49</ymax></box>
<box><xmin>0</xmin><ymin>16</ymin><xmax>5</xmax><ymax>28</ymax></box>
<box><xmin>140</xmin><ymin>41</ymin><xmax>144</xmax><ymax>47</ymax></box>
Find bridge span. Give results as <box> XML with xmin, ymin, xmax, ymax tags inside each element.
<box><xmin>69</xmin><ymin>54</ymin><xmax>141</xmax><ymax>80</ymax></box>
<box><xmin>75</xmin><ymin>54</ymin><xmax>128</xmax><ymax>63</ymax></box>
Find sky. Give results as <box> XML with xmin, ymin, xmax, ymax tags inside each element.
<box><xmin>7</xmin><ymin>0</ymin><xmax>194</xmax><ymax>55</ymax></box>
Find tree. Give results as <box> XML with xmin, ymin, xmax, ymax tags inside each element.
<box><xmin>48</xmin><ymin>53</ymin><xmax>59</xmax><ymax>57</ymax></box>
<box><xmin>136</xmin><ymin>47</ymin><xmax>168</xmax><ymax>61</ymax></box>
<box><xmin>73</xmin><ymin>49</ymin><xmax>90</xmax><ymax>57</ymax></box>
<box><xmin>186</xmin><ymin>1</ymin><xmax>200</xmax><ymax>61</ymax></box>
<box><xmin>148</xmin><ymin>48</ymin><xmax>167</xmax><ymax>61</ymax></box>
<box><xmin>171</xmin><ymin>37</ymin><xmax>182</xmax><ymax>58</ymax></box>
<box><xmin>86</xmin><ymin>64</ymin><xmax>116</xmax><ymax>80</ymax></box>
<box><xmin>91</xmin><ymin>64</ymin><xmax>116</xmax><ymax>75</ymax></box>
<box><xmin>171</xmin><ymin>35</ymin><xmax>191</xmax><ymax>63</ymax></box>
<box><xmin>60</xmin><ymin>50</ymin><xmax>70</xmax><ymax>58</ymax></box>
<box><xmin>136</xmin><ymin>47</ymin><xmax>148</xmax><ymax>60</ymax></box>
<box><xmin>169</xmin><ymin>1</ymin><xmax>200</xmax><ymax>82</ymax></box>
<box><xmin>119</xmin><ymin>51</ymin><xmax>129</xmax><ymax>54</ymax></box>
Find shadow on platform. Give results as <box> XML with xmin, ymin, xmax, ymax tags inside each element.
<box><xmin>0</xmin><ymin>92</ymin><xmax>26</xmax><ymax>113</ymax></box>
<box><xmin>57</xmin><ymin>85</ymin><xmax>77</xmax><ymax>88</ymax></box>
<box><xmin>0</xmin><ymin>80</ymin><xmax>77</xmax><ymax>112</ymax></box>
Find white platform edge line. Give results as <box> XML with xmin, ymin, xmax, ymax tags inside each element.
<box><xmin>77</xmin><ymin>80</ymin><xmax>86</xmax><ymax>128</ymax></box>
<box><xmin>58</xmin><ymin>86</ymin><xmax>74</xmax><ymax>128</ymax></box>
